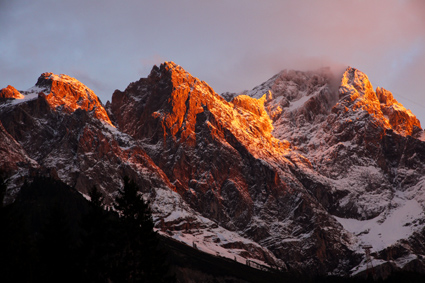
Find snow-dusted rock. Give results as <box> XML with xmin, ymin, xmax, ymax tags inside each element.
<box><xmin>1</xmin><ymin>63</ymin><xmax>425</xmax><ymax>277</ymax></box>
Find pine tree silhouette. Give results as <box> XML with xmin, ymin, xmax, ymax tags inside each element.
<box><xmin>112</xmin><ymin>176</ymin><xmax>173</xmax><ymax>282</ymax></box>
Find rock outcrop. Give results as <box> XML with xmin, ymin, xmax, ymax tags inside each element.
<box><xmin>35</xmin><ymin>72</ymin><xmax>113</xmax><ymax>126</ymax></box>
<box><xmin>0</xmin><ymin>73</ymin><xmax>172</xmax><ymax>198</ymax></box>
<box><xmin>0</xmin><ymin>85</ymin><xmax>24</xmax><ymax>99</ymax></box>
<box><xmin>376</xmin><ymin>86</ymin><xmax>422</xmax><ymax>136</ymax></box>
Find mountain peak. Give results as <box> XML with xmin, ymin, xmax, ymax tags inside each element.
<box><xmin>339</xmin><ymin>66</ymin><xmax>382</xmax><ymax>117</ymax></box>
<box><xmin>3</xmin><ymin>62</ymin><xmax>425</xmax><ymax>278</ymax></box>
<box><xmin>147</xmin><ymin>61</ymin><xmax>188</xmax><ymax>80</ymax></box>
<box><xmin>162</xmin><ymin>61</ymin><xmax>178</xmax><ymax>70</ymax></box>
<box><xmin>337</xmin><ymin>67</ymin><xmax>421</xmax><ymax>136</ymax></box>
<box><xmin>339</xmin><ymin>67</ymin><xmax>376</xmax><ymax>101</ymax></box>
<box><xmin>0</xmin><ymin>85</ymin><xmax>24</xmax><ymax>99</ymax></box>
<box><xmin>35</xmin><ymin>72</ymin><xmax>113</xmax><ymax>126</ymax></box>
<box><xmin>376</xmin><ymin>86</ymin><xmax>422</xmax><ymax>135</ymax></box>
<box><xmin>36</xmin><ymin>72</ymin><xmax>81</xmax><ymax>88</ymax></box>
<box><xmin>111</xmin><ymin>62</ymin><xmax>289</xmax><ymax>158</ymax></box>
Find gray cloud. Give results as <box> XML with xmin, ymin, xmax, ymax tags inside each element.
<box><xmin>1</xmin><ymin>0</ymin><xmax>424</xmax><ymax>123</ymax></box>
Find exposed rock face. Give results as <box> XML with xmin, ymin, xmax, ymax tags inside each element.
<box><xmin>109</xmin><ymin>62</ymin><xmax>356</xmax><ymax>273</ymax></box>
<box><xmin>0</xmin><ymin>73</ymin><xmax>172</xmax><ymax>199</ymax></box>
<box><xmin>336</xmin><ymin>67</ymin><xmax>421</xmax><ymax>137</ymax></box>
<box><xmin>35</xmin><ymin>72</ymin><xmax>113</xmax><ymax>126</ymax></box>
<box><xmin>0</xmin><ymin>70</ymin><xmax>289</xmax><ymax>270</ymax></box>
<box><xmin>376</xmin><ymin>86</ymin><xmax>422</xmax><ymax>136</ymax></box>
<box><xmin>1</xmin><ymin>64</ymin><xmax>425</xmax><ymax>278</ymax></box>
<box><xmin>0</xmin><ymin>85</ymin><xmax>24</xmax><ymax>99</ymax></box>
<box><xmin>0</xmin><ymin>120</ymin><xmax>39</xmax><ymax>203</ymax></box>
<box><xmin>243</xmin><ymin>68</ymin><xmax>339</xmax><ymax>149</ymax></box>
<box><xmin>0</xmin><ymin>120</ymin><xmax>37</xmax><ymax>170</ymax></box>
<box><xmin>245</xmin><ymin>66</ymin><xmax>425</xmax><ymax>276</ymax></box>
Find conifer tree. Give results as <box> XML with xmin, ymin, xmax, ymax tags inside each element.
<box><xmin>112</xmin><ymin>176</ymin><xmax>173</xmax><ymax>282</ymax></box>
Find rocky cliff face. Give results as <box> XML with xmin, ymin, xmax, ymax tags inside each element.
<box><xmin>0</xmin><ymin>85</ymin><xmax>24</xmax><ymax>99</ymax></box>
<box><xmin>1</xmin><ymin>63</ymin><xmax>425</xmax><ymax>278</ymax></box>
<box><xmin>244</xmin><ymin>65</ymin><xmax>425</xmax><ymax>276</ymax></box>
<box><xmin>34</xmin><ymin>72</ymin><xmax>113</xmax><ymax>126</ymax></box>
<box><xmin>0</xmin><ymin>74</ymin><xmax>172</xmax><ymax>200</ymax></box>
<box><xmin>108</xmin><ymin>62</ymin><xmax>361</xmax><ymax>273</ymax></box>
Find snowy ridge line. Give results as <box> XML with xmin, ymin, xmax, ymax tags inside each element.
<box><xmin>0</xmin><ymin>86</ymin><xmax>43</xmax><ymax>108</ymax></box>
<box><xmin>149</xmin><ymin>186</ymin><xmax>285</xmax><ymax>269</ymax></box>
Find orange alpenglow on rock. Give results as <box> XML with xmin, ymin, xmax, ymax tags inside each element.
<box><xmin>0</xmin><ymin>85</ymin><xmax>25</xmax><ymax>99</ymax></box>
<box><xmin>110</xmin><ymin>61</ymin><xmax>291</xmax><ymax>160</ymax></box>
<box><xmin>36</xmin><ymin>72</ymin><xmax>113</xmax><ymax>126</ymax></box>
<box><xmin>338</xmin><ymin>67</ymin><xmax>421</xmax><ymax>136</ymax></box>
<box><xmin>375</xmin><ymin>86</ymin><xmax>421</xmax><ymax>136</ymax></box>
<box><xmin>156</xmin><ymin>62</ymin><xmax>289</xmax><ymax>155</ymax></box>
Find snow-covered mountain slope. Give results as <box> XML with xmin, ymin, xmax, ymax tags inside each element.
<box><xmin>109</xmin><ymin>62</ymin><xmax>359</xmax><ymax>274</ymax></box>
<box><xmin>244</xmin><ymin>65</ymin><xmax>425</xmax><ymax>276</ymax></box>
<box><xmin>0</xmin><ymin>71</ymin><xmax>287</xmax><ymax>271</ymax></box>
<box><xmin>1</xmin><ymin>63</ymin><xmax>425</xmax><ymax>278</ymax></box>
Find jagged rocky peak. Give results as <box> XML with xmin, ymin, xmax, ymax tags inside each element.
<box><xmin>247</xmin><ymin>67</ymin><xmax>335</xmax><ymax>99</ymax></box>
<box><xmin>0</xmin><ymin>85</ymin><xmax>24</xmax><ymax>99</ymax></box>
<box><xmin>376</xmin><ymin>86</ymin><xmax>422</xmax><ymax>136</ymax></box>
<box><xmin>111</xmin><ymin>61</ymin><xmax>289</xmax><ymax>156</ymax></box>
<box><xmin>231</xmin><ymin>94</ymin><xmax>274</xmax><ymax>137</ymax></box>
<box><xmin>239</xmin><ymin>67</ymin><xmax>338</xmax><ymax>145</ymax></box>
<box><xmin>232</xmin><ymin>94</ymin><xmax>268</xmax><ymax>117</ymax></box>
<box><xmin>244</xmin><ymin>67</ymin><xmax>338</xmax><ymax>124</ymax></box>
<box><xmin>337</xmin><ymin>67</ymin><xmax>383</xmax><ymax>118</ymax></box>
<box><xmin>35</xmin><ymin>72</ymin><xmax>113</xmax><ymax>126</ymax></box>
<box><xmin>110</xmin><ymin>61</ymin><xmax>221</xmax><ymax>143</ymax></box>
<box><xmin>376</xmin><ymin>86</ymin><xmax>396</xmax><ymax>106</ymax></box>
<box><xmin>339</xmin><ymin>66</ymin><xmax>376</xmax><ymax>100</ymax></box>
<box><xmin>337</xmin><ymin>67</ymin><xmax>421</xmax><ymax>136</ymax></box>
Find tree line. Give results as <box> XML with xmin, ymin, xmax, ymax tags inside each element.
<box><xmin>0</xmin><ymin>175</ymin><xmax>174</xmax><ymax>283</ymax></box>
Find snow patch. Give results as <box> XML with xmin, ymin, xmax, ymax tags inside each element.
<box><xmin>287</xmin><ymin>93</ymin><xmax>312</xmax><ymax>111</ymax></box>
<box><xmin>350</xmin><ymin>258</ymin><xmax>387</xmax><ymax>276</ymax></box>
<box><xmin>420</xmin><ymin>131</ymin><xmax>425</xmax><ymax>142</ymax></box>
<box><xmin>0</xmin><ymin>86</ymin><xmax>43</xmax><ymax>108</ymax></box>
<box><xmin>335</xmin><ymin>195</ymin><xmax>424</xmax><ymax>251</ymax></box>
<box><xmin>150</xmin><ymin>187</ymin><xmax>282</xmax><ymax>268</ymax></box>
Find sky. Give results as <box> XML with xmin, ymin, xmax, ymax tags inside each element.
<box><xmin>1</xmin><ymin>0</ymin><xmax>424</xmax><ymax>124</ymax></box>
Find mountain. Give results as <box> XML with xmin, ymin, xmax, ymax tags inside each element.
<box><xmin>0</xmin><ymin>72</ymin><xmax>171</xmax><ymax>201</ymax></box>
<box><xmin>1</xmin><ymin>62</ymin><xmax>425</xmax><ymax>279</ymax></box>
<box><xmin>0</xmin><ymin>85</ymin><xmax>25</xmax><ymax>99</ymax></box>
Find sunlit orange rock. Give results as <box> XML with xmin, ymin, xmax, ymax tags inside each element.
<box><xmin>3</xmin><ymin>62</ymin><xmax>425</xmax><ymax>276</ymax></box>
<box><xmin>109</xmin><ymin>62</ymin><xmax>300</xmax><ymax>250</ymax></box>
<box><xmin>110</xmin><ymin>61</ymin><xmax>288</xmax><ymax>155</ymax></box>
<box><xmin>337</xmin><ymin>67</ymin><xmax>421</xmax><ymax>136</ymax></box>
<box><xmin>0</xmin><ymin>85</ymin><xmax>24</xmax><ymax>99</ymax></box>
<box><xmin>376</xmin><ymin>86</ymin><xmax>421</xmax><ymax>136</ymax></box>
<box><xmin>35</xmin><ymin>73</ymin><xmax>113</xmax><ymax>126</ymax></box>
<box><xmin>339</xmin><ymin>67</ymin><xmax>387</xmax><ymax>121</ymax></box>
